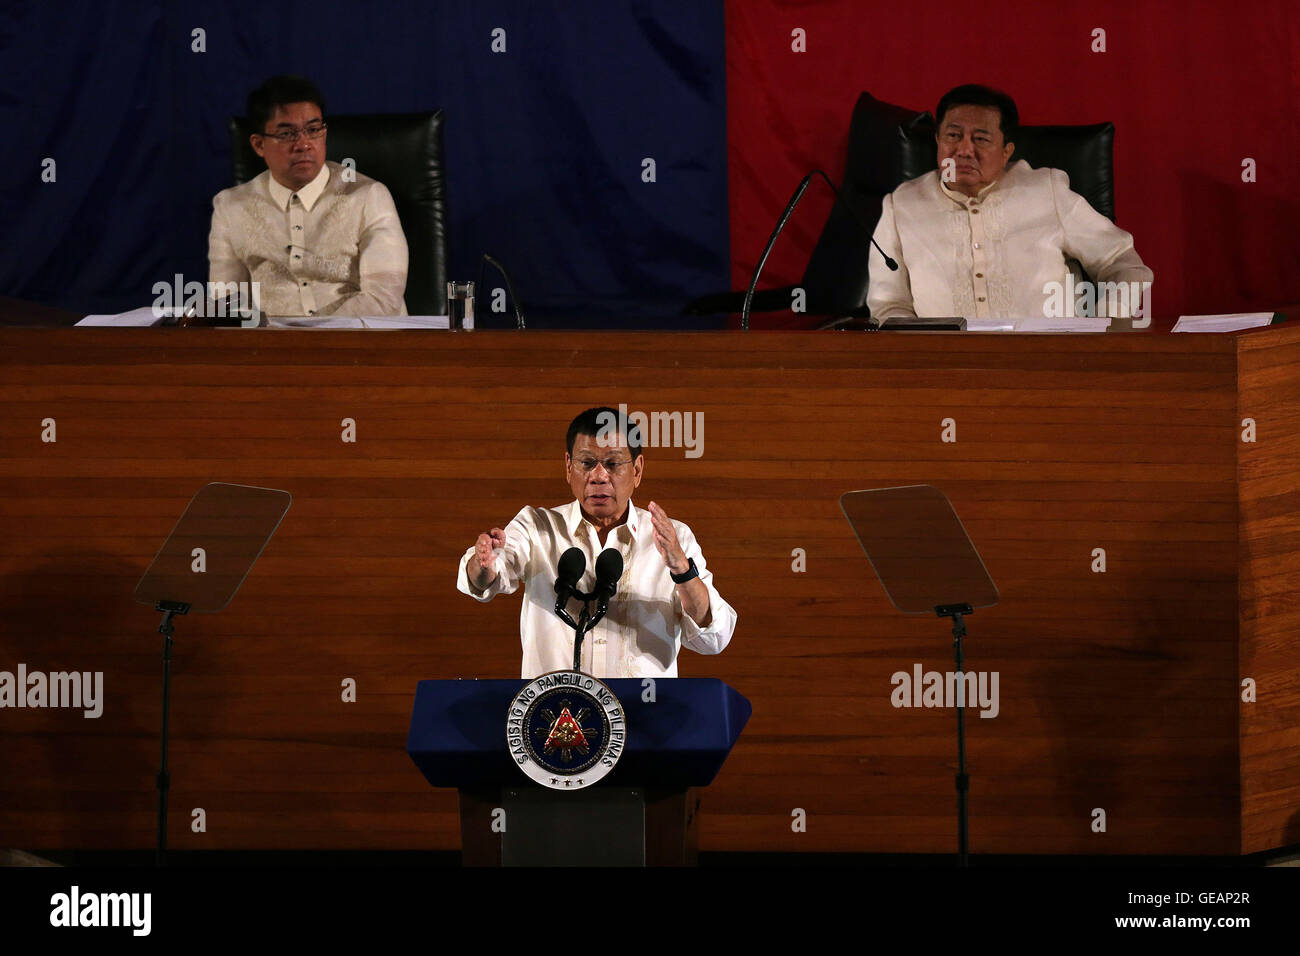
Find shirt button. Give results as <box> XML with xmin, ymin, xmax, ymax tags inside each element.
<box><xmin>977</xmin><ymin>296</ymin><xmax>986</xmax><ymax>302</ymax></box>
<box><xmin>975</xmin><ymin>272</ymin><xmax>984</xmax><ymax>278</ymax></box>
<box><xmin>971</xmin><ymin>209</ymin><xmax>980</xmax><ymax>214</ymax></box>
<box><xmin>294</xmin><ymin>225</ymin><xmax>302</xmax><ymax>231</ymax></box>
<box><xmin>973</xmin><ymin>243</ymin><xmax>981</xmax><ymax>249</ymax></box>
<box><xmin>301</xmin><ymin>281</ymin><xmax>308</xmax><ymax>287</ymax></box>
<box><xmin>293</xmin><ymin>254</ymin><xmax>301</xmax><ymax>260</ymax></box>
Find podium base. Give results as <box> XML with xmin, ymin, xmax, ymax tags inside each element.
<box><xmin>459</xmin><ymin>787</ymin><xmax>699</xmax><ymax>867</ymax></box>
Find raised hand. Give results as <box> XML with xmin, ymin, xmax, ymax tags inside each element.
<box><xmin>647</xmin><ymin>501</ymin><xmax>688</xmax><ymax>575</ymax></box>
<box><xmin>648</xmin><ymin>501</ymin><xmax>712</xmax><ymax>627</ymax></box>
<box><xmin>469</xmin><ymin>527</ymin><xmax>507</xmax><ymax>588</ymax></box>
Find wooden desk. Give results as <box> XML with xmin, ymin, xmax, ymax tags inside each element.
<box><xmin>0</xmin><ymin>327</ymin><xmax>1296</xmax><ymax>856</ymax></box>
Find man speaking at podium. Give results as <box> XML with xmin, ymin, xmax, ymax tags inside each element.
<box><xmin>456</xmin><ymin>407</ymin><xmax>736</xmax><ymax>679</ymax></box>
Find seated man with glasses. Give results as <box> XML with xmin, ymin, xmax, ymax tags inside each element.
<box><xmin>208</xmin><ymin>75</ymin><xmax>408</xmax><ymax>317</ymax></box>
<box><xmin>457</xmin><ymin>406</ymin><xmax>737</xmax><ymax>679</ymax></box>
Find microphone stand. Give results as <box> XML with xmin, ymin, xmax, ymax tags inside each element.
<box><xmin>741</xmin><ymin>169</ymin><xmax>899</xmax><ymax>331</ymax></box>
<box><xmin>572</xmin><ymin>604</ymin><xmax>590</xmax><ymax>671</ymax></box>
<box><xmin>557</xmin><ymin>587</ymin><xmax>613</xmax><ymax>674</ymax></box>
<box><xmin>477</xmin><ymin>253</ymin><xmax>526</xmax><ymax>329</ymax></box>
<box><xmin>741</xmin><ymin>174</ymin><xmax>812</xmax><ymax>332</ymax></box>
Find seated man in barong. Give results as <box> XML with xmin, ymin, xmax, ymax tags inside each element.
<box><xmin>868</xmin><ymin>84</ymin><xmax>1153</xmax><ymax>325</ymax></box>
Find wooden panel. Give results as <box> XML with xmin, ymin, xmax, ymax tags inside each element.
<box><xmin>0</xmin><ymin>327</ymin><xmax>1260</xmax><ymax>855</ymax></box>
<box><xmin>1237</xmin><ymin>322</ymin><xmax>1300</xmax><ymax>853</ymax></box>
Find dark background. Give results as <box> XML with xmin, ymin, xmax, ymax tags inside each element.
<box><xmin>0</xmin><ymin>0</ymin><xmax>730</xmax><ymax>323</ymax></box>
<box><xmin>2</xmin><ymin>1</ymin><xmax>1296</xmax><ymax>324</ymax></box>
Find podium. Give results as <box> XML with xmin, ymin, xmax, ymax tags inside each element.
<box><xmin>407</xmin><ymin>678</ymin><xmax>751</xmax><ymax>866</ymax></box>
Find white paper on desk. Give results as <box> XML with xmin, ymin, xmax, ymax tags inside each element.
<box><xmin>958</xmin><ymin>317</ymin><xmax>1111</xmax><ymax>332</ymax></box>
<box><xmin>76</xmin><ymin>307</ymin><xmax>166</xmax><ymax>327</ymax></box>
<box><xmin>963</xmin><ymin>317</ymin><xmax>1016</xmax><ymax>332</ymax></box>
<box><xmin>1172</xmin><ymin>313</ymin><xmax>1274</xmax><ymax>333</ymax></box>
<box><xmin>358</xmin><ymin>315</ymin><xmax>451</xmax><ymax>330</ymax></box>
<box><xmin>267</xmin><ymin>316</ymin><xmax>364</xmax><ymax>328</ymax></box>
<box><xmin>1013</xmin><ymin>316</ymin><xmax>1112</xmax><ymax>332</ymax></box>
<box><xmin>266</xmin><ymin>315</ymin><xmax>451</xmax><ymax>329</ymax></box>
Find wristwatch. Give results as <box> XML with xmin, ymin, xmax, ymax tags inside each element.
<box><xmin>670</xmin><ymin>558</ymin><xmax>699</xmax><ymax>584</ymax></box>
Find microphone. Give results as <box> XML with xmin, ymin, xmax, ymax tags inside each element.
<box><xmin>741</xmin><ymin>174</ymin><xmax>810</xmax><ymax>333</ymax></box>
<box><xmin>593</xmin><ymin>549</ymin><xmax>623</xmax><ymax>610</ymax></box>
<box><xmin>808</xmin><ymin>170</ymin><xmax>898</xmax><ymax>272</ymax></box>
<box><xmin>555</xmin><ymin>547</ymin><xmax>586</xmax><ymax>597</ymax></box>
<box><xmin>553</xmin><ymin>547</ymin><xmax>586</xmax><ymax>635</ymax></box>
<box><xmin>477</xmin><ymin>253</ymin><xmax>526</xmax><ymax>330</ymax></box>
<box><xmin>741</xmin><ymin>168</ymin><xmax>898</xmax><ymax>331</ymax></box>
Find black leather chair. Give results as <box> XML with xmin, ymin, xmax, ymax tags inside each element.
<box><xmin>229</xmin><ymin>111</ymin><xmax>448</xmax><ymax>315</ymax></box>
<box><xmin>686</xmin><ymin>92</ymin><xmax>1115</xmax><ymax>318</ymax></box>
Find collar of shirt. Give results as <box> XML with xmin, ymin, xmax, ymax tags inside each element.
<box><xmin>266</xmin><ymin>162</ymin><xmax>330</xmax><ymax>212</ymax></box>
<box><xmin>939</xmin><ymin>160</ymin><xmax>1017</xmax><ymax>207</ymax></box>
<box><xmin>562</xmin><ymin>498</ymin><xmax>645</xmax><ymax>541</ymax></box>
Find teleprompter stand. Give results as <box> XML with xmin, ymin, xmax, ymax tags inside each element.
<box><xmin>133</xmin><ymin>482</ymin><xmax>291</xmax><ymax>866</ymax></box>
<box><xmin>841</xmin><ymin>485</ymin><xmax>999</xmax><ymax>867</ymax></box>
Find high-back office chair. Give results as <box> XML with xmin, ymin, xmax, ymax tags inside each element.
<box><xmin>229</xmin><ymin>111</ymin><xmax>448</xmax><ymax>316</ymax></box>
<box><xmin>685</xmin><ymin>91</ymin><xmax>1115</xmax><ymax>318</ymax></box>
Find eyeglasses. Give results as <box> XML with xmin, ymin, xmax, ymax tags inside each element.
<box><xmin>259</xmin><ymin>122</ymin><xmax>327</xmax><ymax>145</ymax></box>
<box><xmin>572</xmin><ymin>457</ymin><xmax>634</xmax><ymax>475</ymax></box>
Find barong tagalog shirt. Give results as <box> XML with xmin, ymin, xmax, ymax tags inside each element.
<box><xmin>867</xmin><ymin>159</ymin><xmax>1153</xmax><ymax>321</ymax></box>
<box><xmin>208</xmin><ymin>160</ymin><xmax>408</xmax><ymax>317</ymax></box>
<box><xmin>456</xmin><ymin>499</ymin><xmax>737</xmax><ymax>679</ymax></box>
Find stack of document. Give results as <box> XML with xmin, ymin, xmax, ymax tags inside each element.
<box><xmin>76</xmin><ymin>308</ymin><xmax>166</xmax><ymax>327</ymax></box>
<box><xmin>964</xmin><ymin>317</ymin><xmax>1112</xmax><ymax>332</ymax></box>
<box><xmin>267</xmin><ymin>315</ymin><xmax>451</xmax><ymax>329</ymax></box>
<box><xmin>1171</xmin><ymin>313</ymin><xmax>1278</xmax><ymax>333</ymax></box>
<box><xmin>76</xmin><ymin>309</ymin><xmax>452</xmax><ymax>329</ymax></box>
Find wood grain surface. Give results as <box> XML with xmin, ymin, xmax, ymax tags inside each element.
<box><xmin>0</xmin><ymin>325</ymin><xmax>1293</xmax><ymax>856</ymax></box>
<box><xmin>1237</xmin><ymin>323</ymin><xmax>1300</xmax><ymax>853</ymax></box>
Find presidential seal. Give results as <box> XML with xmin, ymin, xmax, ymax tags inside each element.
<box><xmin>506</xmin><ymin>671</ymin><xmax>626</xmax><ymax>790</ymax></box>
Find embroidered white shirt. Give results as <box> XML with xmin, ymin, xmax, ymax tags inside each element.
<box><xmin>208</xmin><ymin>160</ymin><xmax>408</xmax><ymax>317</ymax></box>
<box><xmin>456</xmin><ymin>499</ymin><xmax>737</xmax><ymax>679</ymax></box>
<box><xmin>868</xmin><ymin>160</ymin><xmax>1153</xmax><ymax>320</ymax></box>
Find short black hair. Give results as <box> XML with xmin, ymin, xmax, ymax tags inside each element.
<box><xmin>566</xmin><ymin>407</ymin><xmax>643</xmax><ymax>460</ymax></box>
<box><xmin>935</xmin><ymin>84</ymin><xmax>1018</xmax><ymax>143</ymax></box>
<box><xmin>247</xmin><ymin>75</ymin><xmax>325</xmax><ymax>133</ymax></box>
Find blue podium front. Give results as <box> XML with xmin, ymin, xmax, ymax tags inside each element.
<box><xmin>406</xmin><ymin>678</ymin><xmax>751</xmax><ymax>865</ymax></box>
